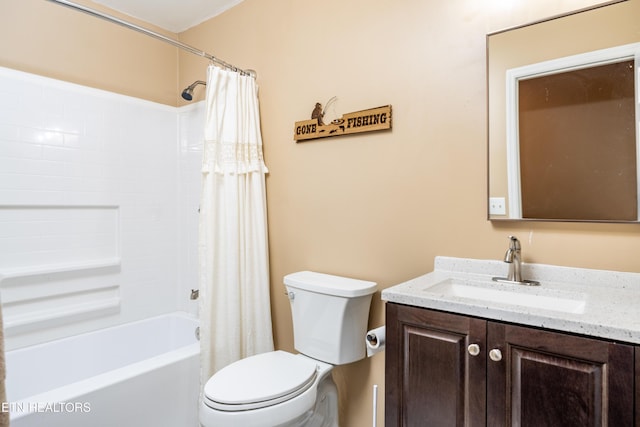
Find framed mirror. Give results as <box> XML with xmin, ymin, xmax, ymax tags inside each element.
<box><xmin>487</xmin><ymin>0</ymin><xmax>640</xmax><ymax>222</ymax></box>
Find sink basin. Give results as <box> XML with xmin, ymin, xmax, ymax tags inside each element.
<box><xmin>424</xmin><ymin>278</ymin><xmax>586</xmax><ymax>314</ymax></box>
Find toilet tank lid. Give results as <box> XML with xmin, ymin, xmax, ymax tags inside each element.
<box><xmin>284</xmin><ymin>271</ymin><xmax>377</xmax><ymax>297</ymax></box>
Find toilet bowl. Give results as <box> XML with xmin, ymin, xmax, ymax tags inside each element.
<box><xmin>199</xmin><ymin>351</ymin><xmax>337</xmax><ymax>427</ymax></box>
<box><xmin>199</xmin><ymin>271</ymin><xmax>377</xmax><ymax>427</ymax></box>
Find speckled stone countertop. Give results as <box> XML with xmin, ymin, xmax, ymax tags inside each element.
<box><xmin>381</xmin><ymin>256</ymin><xmax>640</xmax><ymax>344</ymax></box>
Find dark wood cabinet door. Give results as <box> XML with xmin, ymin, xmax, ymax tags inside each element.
<box><xmin>635</xmin><ymin>346</ymin><xmax>640</xmax><ymax>427</ymax></box>
<box><xmin>385</xmin><ymin>303</ymin><xmax>486</xmax><ymax>427</ymax></box>
<box><xmin>487</xmin><ymin>322</ymin><xmax>634</xmax><ymax>427</ymax></box>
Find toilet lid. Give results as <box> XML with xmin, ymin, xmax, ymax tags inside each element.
<box><xmin>204</xmin><ymin>351</ymin><xmax>318</xmax><ymax>411</ymax></box>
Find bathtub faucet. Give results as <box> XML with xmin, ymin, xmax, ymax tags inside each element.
<box><xmin>190</xmin><ymin>289</ymin><xmax>199</xmax><ymax>300</ymax></box>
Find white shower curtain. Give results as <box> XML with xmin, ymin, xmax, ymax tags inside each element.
<box><xmin>198</xmin><ymin>65</ymin><xmax>274</xmax><ymax>388</ymax></box>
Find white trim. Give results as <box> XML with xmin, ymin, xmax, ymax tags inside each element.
<box><xmin>505</xmin><ymin>76</ymin><xmax>522</xmax><ymax>218</ymax></box>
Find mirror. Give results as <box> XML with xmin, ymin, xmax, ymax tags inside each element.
<box><xmin>487</xmin><ymin>0</ymin><xmax>640</xmax><ymax>222</ymax></box>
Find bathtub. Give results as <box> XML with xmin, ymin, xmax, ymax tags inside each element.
<box><xmin>5</xmin><ymin>312</ymin><xmax>200</xmax><ymax>427</ymax></box>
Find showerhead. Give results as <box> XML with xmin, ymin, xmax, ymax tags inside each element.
<box><xmin>181</xmin><ymin>88</ymin><xmax>193</xmax><ymax>101</ymax></box>
<box><xmin>181</xmin><ymin>80</ymin><xmax>206</xmax><ymax>101</ymax></box>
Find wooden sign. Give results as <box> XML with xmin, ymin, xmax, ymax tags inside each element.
<box><xmin>294</xmin><ymin>105</ymin><xmax>392</xmax><ymax>142</ymax></box>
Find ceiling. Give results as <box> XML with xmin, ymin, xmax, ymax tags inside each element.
<box><xmin>92</xmin><ymin>0</ymin><xmax>245</xmax><ymax>33</ymax></box>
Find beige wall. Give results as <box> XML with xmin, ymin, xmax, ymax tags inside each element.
<box><xmin>0</xmin><ymin>0</ymin><xmax>178</xmax><ymax>105</ymax></box>
<box><xmin>3</xmin><ymin>0</ymin><xmax>640</xmax><ymax>426</ymax></box>
<box><xmin>180</xmin><ymin>0</ymin><xmax>640</xmax><ymax>425</ymax></box>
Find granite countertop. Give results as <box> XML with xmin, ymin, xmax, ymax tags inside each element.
<box><xmin>381</xmin><ymin>256</ymin><xmax>640</xmax><ymax>344</ymax></box>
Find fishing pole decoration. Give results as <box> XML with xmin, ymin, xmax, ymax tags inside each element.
<box><xmin>294</xmin><ymin>98</ymin><xmax>392</xmax><ymax>142</ymax></box>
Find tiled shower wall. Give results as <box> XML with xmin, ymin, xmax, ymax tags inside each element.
<box><xmin>0</xmin><ymin>67</ymin><xmax>203</xmax><ymax>350</ymax></box>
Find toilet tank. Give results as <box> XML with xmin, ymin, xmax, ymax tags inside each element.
<box><xmin>284</xmin><ymin>271</ymin><xmax>377</xmax><ymax>365</ymax></box>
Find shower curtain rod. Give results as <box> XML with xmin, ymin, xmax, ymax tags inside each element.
<box><xmin>46</xmin><ymin>0</ymin><xmax>255</xmax><ymax>77</ymax></box>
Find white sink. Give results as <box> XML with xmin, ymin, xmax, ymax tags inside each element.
<box><xmin>424</xmin><ymin>278</ymin><xmax>586</xmax><ymax>314</ymax></box>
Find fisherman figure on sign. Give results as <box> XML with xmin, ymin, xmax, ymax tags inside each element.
<box><xmin>311</xmin><ymin>102</ymin><xmax>324</xmax><ymax>126</ymax></box>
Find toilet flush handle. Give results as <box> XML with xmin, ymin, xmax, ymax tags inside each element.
<box><xmin>284</xmin><ymin>290</ymin><xmax>295</xmax><ymax>300</ymax></box>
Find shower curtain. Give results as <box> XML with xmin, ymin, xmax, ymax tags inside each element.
<box><xmin>198</xmin><ymin>65</ymin><xmax>274</xmax><ymax>388</ymax></box>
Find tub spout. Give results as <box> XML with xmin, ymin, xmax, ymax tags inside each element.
<box><xmin>190</xmin><ymin>289</ymin><xmax>199</xmax><ymax>300</ymax></box>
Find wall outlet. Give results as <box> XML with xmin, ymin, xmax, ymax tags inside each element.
<box><xmin>489</xmin><ymin>197</ymin><xmax>506</xmax><ymax>215</ymax></box>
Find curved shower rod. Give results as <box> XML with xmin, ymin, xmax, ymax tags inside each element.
<box><xmin>46</xmin><ymin>0</ymin><xmax>255</xmax><ymax>78</ymax></box>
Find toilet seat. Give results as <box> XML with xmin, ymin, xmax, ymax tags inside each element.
<box><xmin>203</xmin><ymin>351</ymin><xmax>318</xmax><ymax>411</ymax></box>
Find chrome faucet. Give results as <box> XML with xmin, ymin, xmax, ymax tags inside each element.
<box><xmin>504</xmin><ymin>235</ymin><xmax>522</xmax><ymax>282</ymax></box>
<box><xmin>492</xmin><ymin>236</ymin><xmax>540</xmax><ymax>286</ymax></box>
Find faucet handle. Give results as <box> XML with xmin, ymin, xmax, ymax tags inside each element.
<box><xmin>508</xmin><ymin>235</ymin><xmax>520</xmax><ymax>250</ymax></box>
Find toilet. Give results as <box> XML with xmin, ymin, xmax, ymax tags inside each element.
<box><xmin>199</xmin><ymin>271</ymin><xmax>377</xmax><ymax>427</ymax></box>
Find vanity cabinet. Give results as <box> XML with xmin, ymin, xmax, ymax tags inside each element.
<box><xmin>637</xmin><ymin>350</ymin><xmax>640</xmax><ymax>427</ymax></box>
<box><xmin>385</xmin><ymin>303</ymin><xmax>635</xmax><ymax>427</ymax></box>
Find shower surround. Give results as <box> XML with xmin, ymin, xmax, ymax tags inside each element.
<box><xmin>0</xmin><ymin>66</ymin><xmax>204</xmax><ymax>350</ymax></box>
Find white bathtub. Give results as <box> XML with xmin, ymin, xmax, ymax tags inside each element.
<box><xmin>5</xmin><ymin>312</ymin><xmax>200</xmax><ymax>427</ymax></box>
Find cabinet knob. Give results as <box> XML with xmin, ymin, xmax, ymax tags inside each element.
<box><xmin>489</xmin><ymin>348</ymin><xmax>503</xmax><ymax>362</ymax></box>
<box><xmin>467</xmin><ymin>344</ymin><xmax>481</xmax><ymax>356</ymax></box>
